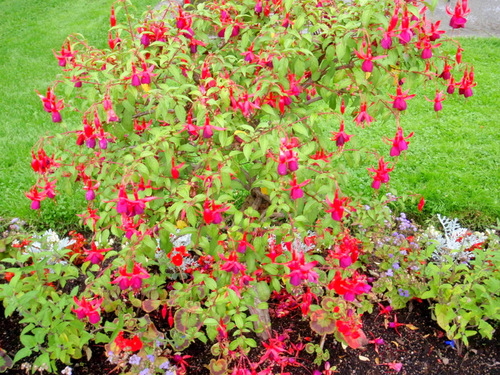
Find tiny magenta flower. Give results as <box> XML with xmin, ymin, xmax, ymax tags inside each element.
<box><xmin>84</xmin><ymin>242</ymin><xmax>111</xmax><ymax>265</ymax></box>
<box><xmin>418</xmin><ymin>197</ymin><xmax>425</xmax><ymax>211</ymax></box>
<box><xmin>354</xmin><ymin>40</ymin><xmax>386</xmax><ymax>73</ymax></box>
<box><xmin>446</xmin><ymin>0</ymin><xmax>470</xmax><ymax>29</ymax></box>
<box><xmin>325</xmin><ymin>189</ymin><xmax>351</xmax><ymax>222</ymax></box>
<box><xmin>385</xmin><ymin>126</ymin><xmax>414</xmax><ymax>157</ymax></box>
<box><xmin>110</xmin><ymin>5</ymin><xmax>116</xmax><ymax>27</ymax></box>
<box><xmin>368</xmin><ymin>157</ymin><xmax>394</xmax><ymax>189</ymax></box>
<box><xmin>389</xmin><ymin>85</ymin><xmax>416</xmax><ymax>111</ymax></box>
<box><xmin>72</xmin><ymin>295</ymin><xmax>103</xmax><ymax>324</ymax></box>
<box><xmin>331</xmin><ymin>121</ymin><xmax>353</xmax><ymax>148</ymax></box>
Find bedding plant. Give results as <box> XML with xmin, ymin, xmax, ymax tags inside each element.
<box><xmin>1</xmin><ymin>0</ymin><xmax>498</xmax><ymax>373</ymax></box>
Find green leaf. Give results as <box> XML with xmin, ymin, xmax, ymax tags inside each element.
<box><xmin>205</xmin><ymin>277</ymin><xmax>217</xmax><ymax>291</ymax></box>
<box><xmin>13</xmin><ymin>348</ymin><xmax>32</xmax><ymax>364</ymax></box>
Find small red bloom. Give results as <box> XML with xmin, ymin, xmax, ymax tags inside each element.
<box><xmin>446</xmin><ymin>0</ymin><xmax>470</xmax><ymax>29</ymax></box>
<box><xmin>325</xmin><ymin>189</ymin><xmax>351</xmax><ymax>222</ymax></box>
<box><xmin>418</xmin><ymin>197</ymin><xmax>425</xmax><ymax>211</ymax></box>
<box><xmin>331</xmin><ymin>121</ymin><xmax>353</xmax><ymax>148</ymax></box>
<box><xmin>389</xmin><ymin>85</ymin><xmax>416</xmax><ymax>111</ymax></box>
<box><xmin>367</xmin><ymin>157</ymin><xmax>394</xmax><ymax>189</ymax></box>
<box><xmin>72</xmin><ymin>295</ymin><xmax>103</xmax><ymax>324</ymax></box>
<box><xmin>385</xmin><ymin>126</ymin><xmax>414</xmax><ymax>157</ymax></box>
<box><xmin>114</xmin><ymin>331</ymin><xmax>143</xmax><ymax>352</ymax></box>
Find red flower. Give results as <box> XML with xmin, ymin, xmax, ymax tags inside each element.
<box><xmin>112</xmin><ymin>262</ymin><xmax>150</xmax><ymax>291</ymax></box>
<box><xmin>354</xmin><ymin>39</ymin><xmax>386</xmax><ymax>73</ymax></box>
<box><xmin>385</xmin><ymin>126</ymin><xmax>414</xmax><ymax>157</ymax></box>
<box><xmin>114</xmin><ymin>331</ymin><xmax>143</xmax><ymax>352</ymax></box>
<box><xmin>418</xmin><ymin>197</ymin><xmax>425</xmax><ymax>212</ymax></box>
<box><xmin>84</xmin><ymin>242</ymin><xmax>111</xmax><ymax>265</ymax></box>
<box><xmin>325</xmin><ymin>189</ymin><xmax>351</xmax><ymax>222</ymax></box>
<box><xmin>389</xmin><ymin>85</ymin><xmax>415</xmax><ymax>111</ymax></box>
<box><xmin>354</xmin><ymin>102</ymin><xmax>374</xmax><ymax>128</ymax></box>
<box><xmin>72</xmin><ymin>295</ymin><xmax>103</xmax><ymax>324</ymax></box>
<box><xmin>203</xmin><ymin>199</ymin><xmax>229</xmax><ymax>225</ymax></box>
<box><xmin>328</xmin><ymin>271</ymin><xmax>371</xmax><ymax>302</ymax></box>
<box><xmin>168</xmin><ymin>246</ymin><xmax>188</xmax><ymax>266</ymax></box>
<box><xmin>331</xmin><ymin>121</ymin><xmax>353</xmax><ymax>148</ymax></box>
<box><xmin>367</xmin><ymin>157</ymin><xmax>394</xmax><ymax>189</ymax></box>
<box><xmin>446</xmin><ymin>0</ymin><xmax>470</xmax><ymax>29</ymax></box>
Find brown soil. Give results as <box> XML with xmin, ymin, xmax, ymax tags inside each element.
<box><xmin>1</xmin><ymin>299</ymin><xmax>499</xmax><ymax>375</ymax></box>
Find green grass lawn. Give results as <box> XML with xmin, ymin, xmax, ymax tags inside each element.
<box><xmin>315</xmin><ymin>38</ymin><xmax>500</xmax><ymax>229</ymax></box>
<box><xmin>0</xmin><ymin>0</ymin><xmax>158</xmax><ymax>230</ymax></box>
<box><xmin>0</xmin><ymin>1</ymin><xmax>498</xmax><ymax>231</ymax></box>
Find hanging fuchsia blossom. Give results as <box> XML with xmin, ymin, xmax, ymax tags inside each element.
<box><xmin>458</xmin><ymin>67</ymin><xmax>476</xmax><ymax>98</ymax></box>
<box><xmin>114</xmin><ymin>186</ymin><xmax>157</xmax><ymax>217</ymax></box>
<box><xmin>285</xmin><ymin>175</ymin><xmax>311</xmax><ymax>200</ymax></box>
<box><xmin>84</xmin><ymin>242</ymin><xmax>111</xmax><ymax>265</ymax></box>
<box><xmin>286</xmin><ymin>249</ymin><xmax>319</xmax><ymax>286</ymax></box>
<box><xmin>325</xmin><ymin>189</ymin><xmax>352</xmax><ymax>222</ymax></box>
<box><xmin>203</xmin><ymin>199</ymin><xmax>229</xmax><ymax>224</ymax></box>
<box><xmin>354</xmin><ymin>40</ymin><xmax>386</xmax><ymax>73</ymax></box>
<box><xmin>112</xmin><ymin>263</ymin><xmax>150</xmax><ymax>291</ymax></box>
<box><xmin>36</xmin><ymin>88</ymin><xmax>64</xmax><ymax>122</ymax></box>
<box><xmin>385</xmin><ymin>126</ymin><xmax>414</xmax><ymax>157</ymax></box>
<box><xmin>389</xmin><ymin>85</ymin><xmax>415</xmax><ymax>111</ymax></box>
<box><xmin>446</xmin><ymin>0</ymin><xmax>470</xmax><ymax>29</ymax></box>
<box><xmin>72</xmin><ymin>295</ymin><xmax>103</xmax><ymax>324</ymax></box>
<box><xmin>53</xmin><ymin>41</ymin><xmax>75</xmax><ymax>67</ymax></box>
<box><xmin>368</xmin><ymin>157</ymin><xmax>394</xmax><ymax>189</ymax></box>
<box><xmin>25</xmin><ymin>186</ymin><xmax>47</xmax><ymax>210</ymax></box>
<box><xmin>425</xmin><ymin>91</ymin><xmax>446</xmax><ymax>112</ymax></box>
<box><xmin>219</xmin><ymin>251</ymin><xmax>247</xmax><ymax>274</ymax></box>
<box><xmin>328</xmin><ymin>271</ymin><xmax>371</xmax><ymax>302</ymax></box>
<box><xmin>329</xmin><ymin>231</ymin><xmax>362</xmax><ymax>269</ymax></box>
<box><xmin>354</xmin><ymin>102</ymin><xmax>374</xmax><ymax>128</ymax></box>
<box><xmin>331</xmin><ymin>121</ymin><xmax>353</xmax><ymax>148</ymax></box>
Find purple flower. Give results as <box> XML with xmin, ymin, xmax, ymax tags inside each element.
<box><xmin>139</xmin><ymin>369</ymin><xmax>150</xmax><ymax>375</ymax></box>
<box><xmin>392</xmin><ymin>262</ymin><xmax>400</xmax><ymax>270</ymax></box>
<box><xmin>159</xmin><ymin>361</ymin><xmax>171</xmax><ymax>370</ymax></box>
<box><xmin>129</xmin><ymin>354</ymin><xmax>142</xmax><ymax>365</ymax></box>
<box><xmin>385</xmin><ymin>269</ymin><xmax>394</xmax><ymax>277</ymax></box>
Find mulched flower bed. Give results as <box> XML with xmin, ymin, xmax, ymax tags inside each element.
<box><xmin>1</xmin><ymin>299</ymin><xmax>498</xmax><ymax>374</ymax></box>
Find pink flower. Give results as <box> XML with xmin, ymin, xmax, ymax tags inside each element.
<box><xmin>446</xmin><ymin>0</ymin><xmax>470</xmax><ymax>29</ymax></box>
<box><xmin>203</xmin><ymin>199</ymin><xmax>229</xmax><ymax>225</ymax></box>
<box><xmin>385</xmin><ymin>126</ymin><xmax>414</xmax><ymax>157</ymax></box>
<box><xmin>388</xmin><ymin>85</ymin><xmax>415</xmax><ymax>111</ymax></box>
<box><xmin>328</xmin><ymin>271</ymin><xmax>371</xmax><ymax>302</ymax></box>
<box><xmin>286</xmin><ymin>250</ymin><xmax>318</xmax><ymax>286</ymax></box>
<box><xmin>367</xmin><ymin>157</ymin><xmax>394</xmax><ymax>189</ymax></box>
<box><xmin>112</xmin><ymin>263</ymin><xmax>150</xmax><ymax>291</ymax></box>
<box><xmin>219</xmin><ymin>252</ymin><xmax>247</xmax><ymax>274</ymax></box>
<box><xmin>25</xmin><ymin>186</ymin><xmax>47</xmax><ymax>210</ymax></box>
<box><xmin>331</xmin><ymin>121</ymin><xmax>353</xmax><ymax>148</ymax></box>
<box><xmin>354</xmin><ymin>40</ymin><xmax>386</xmax><ymax>73</ymax></box>
<box><xmin>325</xmin><ymin>189</ymin><xmax>351</xmax><ymax>222</ymax></box>
<box><xmin>72</xmin><ymin>295</ymin><xmax>103</xmax><ymax>324</ymax></box>
<box><xmin>285</xmin><ymin>175</ymin><xmax>311</xmax><ymax>200</ymax></box>
<box><xmin>84</xmin><ymin>242</ymin><xmax>111</xmax><ymax>265</ymax></box>
<box><xmin>354</xmin><ymin>102</ymin><xmax>374</xmax><ymax>128</ymax></box>
<box><xmin>36</xmin><ymin>88</ymin><xmax>64</xmax><ymax>122</ymax></box>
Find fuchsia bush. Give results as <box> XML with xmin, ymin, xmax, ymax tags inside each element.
<box><xmin>25</xmin><ymin>0</ymin><xmax>475</xmax><ymax>372</ymax></box>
